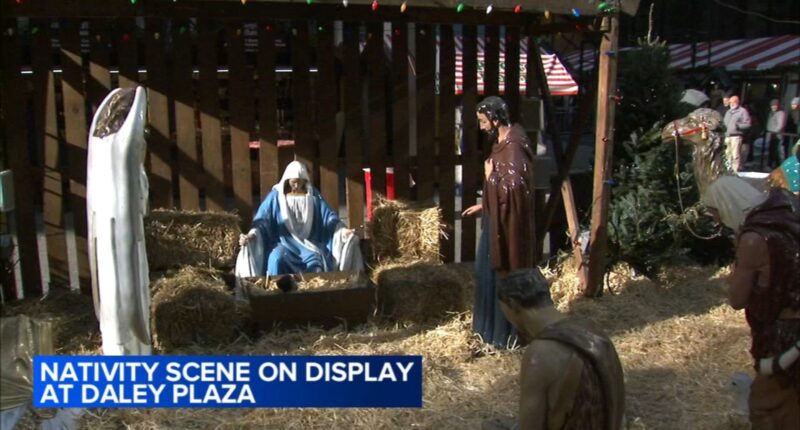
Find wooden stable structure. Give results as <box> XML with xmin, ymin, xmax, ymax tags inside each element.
<box><xmin>1</xmin><ymin>0</ymin><xmax>633</xmax><ymax>301</ymax></box>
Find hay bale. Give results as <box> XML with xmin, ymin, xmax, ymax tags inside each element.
<box><xmin>145</xmin><ymin>209</ymin><xmax>240</xmax><ymax>270</ymax></box>
<box><xmin>368</xmin><ymin>197</ymin><xmax>445</xmax><ymax>264</ymax></box>
<box><xmin>151</xmin><ymin>267</ymin><xmax>246</xmax><ymax>351</ymax></box>
<box><xmin>78</xmin><ymin>260</ymin><xmax>754</xmax><ymax>430</ymax></box>
<box><xmin>373</xmin><ymin>261</ymin><xmax>468</xmax><ymax>322</ymax></box>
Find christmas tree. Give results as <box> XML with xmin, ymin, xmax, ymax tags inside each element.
<box><xmin>607</xmin><ymin>40</ymin><xmax>732</xmax><ymax>277</ymax></box>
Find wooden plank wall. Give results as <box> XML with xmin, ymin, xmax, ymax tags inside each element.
<box><xmin>228</xmin><ymin>22</ymin><xmax>255</xmax><ymax>222</ymax></box>
<box><xmin>415</xmin><ymin>24</ymin><xmax>435</xmax><ymax>202</ymax></box>
<box><xmin>1</xmin><ymin>16</ymin><xmax>534</xmax><ymax>300</ymax></box>
<box><xmin>144</xmin><ymin>18</ymin><xmax>173</xmax><ymax>209</ymax></box>
<box><xmin>2</xmin><ymin>22</ymin><xmax>42</xmax><ymax>299</ymax></box>
<box><xmin>31</xmin><ymin>20</ymin><xmax>69</xmax><ymax>290</ymax></box>
<box><xmin>391</xmin><ymin>22</ymin><xmax>410</xmax><ymax>201</ymax></box>
<box><xmin>367</xmin><ymin>22</ymin><xmax>387</xmax><ymax>204</ymax></box>
<box><xmin>316</xmin><ymin>22</ymin><xmax>339</xmax><ymax>210</ymax></box>
<box><xmin>256</xmin><ymin>21</ymin><xmax>280</xmax><ymax>202</ymax></box>
<box><xmin>460</xmin><ymin>24</ymin><xmax>480</xmax><ymax>262</ymax></box>
<box><xmin>342</xmin><ymin>22</ymin><xmax>365</xmax><ymax>234</ymax></box>
<box><xmin>198</xmin><ymin>20</ymin><xmax>226</xmax><ymax>211</ymax></box>
<box><xmin>438</xmin><ymin>25</ymin><xmax>457</xmax><ymax>263</ymax></box>
<box><xmin>58</xmin><ymin>19</ymin><xmax>91</xmax><ymax>292</ymax></box>
<box><xmin>173</xmin><ymin>19</ymin><xmax>201</xmax><ymax>210</ymax></box>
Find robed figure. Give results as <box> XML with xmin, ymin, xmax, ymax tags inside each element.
<box><xmin>237</xmin><ymin>161</ymin><xmax>363</xmax><ymax>277</ymax></box>
<box><xmin>463</xmin><ymin>96</ymin><xmax>536</xmax><ymax>348</ymax></box>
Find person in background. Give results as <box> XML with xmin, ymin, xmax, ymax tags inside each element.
<box><xmin>716</xmin><ymin>91</ymin><xmax>733</xmax><ymax>118</ymax></box>
<box><xmin>702</xmin><ymin>176</ymin><xmax>800</xmax><ymax>429</ymax></box>
<box><xmin>497</xmin><ymin>269</ymin><xmax>625</xmax><ymax>430</ymax></box>
<box><xmin>462</xmin><ymin>96</ymin><xmax>535</xmax><ymax>349</ymax></box>
<box><xmin>766</xmin><ymin>99</ymin><xmax>788</xmax><ymax>168</ymax></box>
<box><xmin>789</xmin><ymin>97</ymin><xmax>800</xmax><ymax>146</ymax></box>
<box><xmin>723</xmin><ymin>96</ymin><xmax>752</xmax><ymax>171</ymax></box>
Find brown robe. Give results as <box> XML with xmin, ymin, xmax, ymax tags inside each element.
<box><xmin>538</xmin><ymin>319</ymin><xmax>626</xmax><ymax>430</ymax></box>
<box><xmin>482</xmin><ymin>123</ymin><xmax>535</xmax><ymax>271</ymax></box>
<box><xmin>739</xmin><ymin>189</ymin><xmax>800</xmax><ymax>403</ymax></box>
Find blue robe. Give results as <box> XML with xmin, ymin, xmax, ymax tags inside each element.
<box><xmin>252</xmin><ymin>189</ymin><xmax>342</xmax><ymax>275</ymax></box>
<box><xmin>474</xmin><ymin>215</ymin><xmax>518</xmax><ymax>348</ymax></box>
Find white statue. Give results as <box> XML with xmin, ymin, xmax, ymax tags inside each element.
<box><xmin>86</xmin><ymin>87</ymin><xmax>151</xmax><ymax>355</ymax></box>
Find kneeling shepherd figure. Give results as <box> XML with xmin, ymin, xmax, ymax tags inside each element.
<box><xmin>237</xmin><ymin>161</ymin><xmax>363</xmax><ymax>277</ymax></box>
<box><xmin>497</xmin><ymin>269</ymin><xmax>625</xmax><ymax>430</ymax></box>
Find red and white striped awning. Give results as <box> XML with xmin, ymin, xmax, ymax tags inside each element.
<box><xmin>564</xmin><ymin>35</ymin><xmax>800</xmax><ymax>73</ymax></box>
<box><xmin>393</xmin><ymin>31</ymin><xmax>580</xmax><ymax>96</ymax></box>
<box><xmin>453</xmin><ymin>36</ymin><xmax>578</xmax><ymax>96</ymax></box>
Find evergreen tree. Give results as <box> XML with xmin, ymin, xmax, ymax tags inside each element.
<box><xmin>607</xmin><ymin>40</ymin><xmax>732</xmax><ymax>277</ymax></box>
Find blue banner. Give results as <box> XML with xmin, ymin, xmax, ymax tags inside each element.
<box><xmin>33</xmin><ymin>355</ymin><xmax>422</xmax><ymax>408</ymax></box>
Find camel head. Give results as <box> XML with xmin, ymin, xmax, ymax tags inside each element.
<box><xmin>661</xmin><ymin>108</ymin><xmax>728</xmax><ymax>195</ymax></box>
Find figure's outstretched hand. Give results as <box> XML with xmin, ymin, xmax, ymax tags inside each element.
<box><xmin>462</xmin><ymin>204</ymin><xmax>482</xmax><ymax>217</ymax></box>
<box><xmin>342</xmin><ymin>228</ymin><xmax>356</xmax><ymax>240</ymax></box>
<box><xmin>239</xmin><ymin>231</ymin><xmax>256</xmax><ymax>246</ymax></box>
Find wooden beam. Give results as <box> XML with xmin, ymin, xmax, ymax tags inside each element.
<box><xmin>59</xmin><ymin>19</ymin><xmax>91</xmax><ymax>291</ymax></box>
<box><xmin>3</xmin><ymin>1</ymin><xmax>544</xmax><ymax>26</ymax></box>
<box><xmin>2</xmin><ymin>20</ymin><xmax>43</xmax><ymax>298</ymax></box>
<box><xmin>291</xmin><ymin>21</ymin><xmax>313</xmax><ymax>171</ymax></box>
<box><xmin>504</xmin><ymin>26</ymin><xmax>521</xmax><ymax>122</ymax></box>
<box><xmin>460</xmin><ymin>24</ymin><xmax>478</xmax><ymax>262</ymax></box>
<box><xmin>198</xmin><ymin>20</ymin><xmax>226</xmax><ymax>211</ymax></box>
<box><xmin>88</xmin><ymin>20</ymin><xmax>112</xmax><ymax>118</ymax></box>
<box><xmin>172</xmin><ymin>19</ymin><xmax>201</xmax><ymax>210</ymax></box>
<box><xmin>391</xmin><ymin>22</ymin><xmax>410</xmax><ymax>200</ymax></box>
<box><xmin>227</xmin><ymin>22</ymin><xmax>255</xmax><ymax>221</ymax></box>
<box><xmin>144</xmin><ymin>18</ymin><xmax>173</xmax><ymax>209</ymax></box>
<box><xmin>415</xmin><ymin>23</ymin><xmax>435</xmax><ymax>201</ymax></box>
<box><xmin>483</xmin><ymin>26</ymin><xmax>499</xmax><ymax>98</ymax></box>
<box><xmin>32</xmin><ymin>19</ymin><xmax>70</xmax><ymax>290</ymax></box>
<box><xmin>586</xmin><ymin>14</ymin><xmax>619</xmax><ymax>297</ymax></box>
<box><xmin>367</xmin><ymin>22</ymin><xmax>387</xmax><ymax>201</ymax></box>
<box><xmin>439</xmin><ymin>24</ymin><xmax>457</xmax><ymax>262</ymax></box>
<box><xmin>538</xmin><ymin>86</ymin><xmax>594</xmax><ymax>266</ymax></box>
<box><xmin>316</xmin><ymin>22</ymin><xmax>339</xmax><ymax>210</ymax></box>
<box><xmin>343</xmin><ymin>23</ymin><xmax>365</xmax><ymax>235</ymax></box>
<box><xmin>527</xmin><ymin>34</ymin><xmax>587</xmax><ymax>285</ymax></box>
<box><xmin>116</xmin><ymin>19</ymin><xmax>139</xmax><ymax>89</ymax></box>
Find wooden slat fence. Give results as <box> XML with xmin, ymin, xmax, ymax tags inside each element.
<box><xmin>1</xmin><ymin>15</ymin><xmax>549</xmax><ymax>301</ymax></box>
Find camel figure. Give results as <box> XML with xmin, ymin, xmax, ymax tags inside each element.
<box><xmin>661</xmin><ymin>107</ymin><xmax>795</xmax><ymax>195</ymax></box>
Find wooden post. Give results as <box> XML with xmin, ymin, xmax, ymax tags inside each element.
<box><xmin>460</xmin><ymin>24</ymin><xmax>479</xmax><ymax>262</ymax></box>
<box><xmin>586</xmin><ymin>14</ymin><xmax>619</xmax><ymax>297</ymax></box>
<box><xmin>228</xmin><ymin>22</ymin><xmax>255</xmax><ymax>221</ymax></box>
<box><xmin>439</xmin><ymin>24</ymin><xmax>457</xmax><ymax>262</ymax></box>
<box><xmin>172</xmin><ymin>19</ymin><xmax>200</xmax><ymax>210</ymax></box>
<box><xmin>33</xmin><ymin>20</ymin><xmax>70</xmax><ymax>290</ymax></box>
<box><xmin>145</xmin><ymin>18</ymin><xmax>173</xmax><ymax>209</ymax></box>
<box><xmin>60</xmin><ymin>19</ymin><xmax>92</xmax><ymax>291</ymax></box>
<box><xmin>198</xmin><ymin>20</ymin><xmax>226</xmax><ymax>211</ymax></box>
<box><xmin>367</xmin><ymin>22</ymin><xmax>387</xmax><ymax>201</ymax></box>
<box><xmin>343</xmin><ymin>23</ymin><xmax>365</xmax><ymax>236</ymax></box>
<box><xmin>391</xmin><ymin>22</ymin><xmax>410</xmax><ymax>201</ymax></box>
<box><xmin>416</xmin><ymin>23</ymin><xmax>435</xmax><ymax>201</ymax></box>
<box><xmin>2</xmin><ymin>21</ymin><xmax>43</xmax><ymax>299</ymax></box>
<box><xmin>316</xmin><ymin>22</ymin><xmax>339</xmax><ymax>210</ymax></box>
<box><xmin>527</xmin><ymin>35</ymin><xmax>587</xmax><ymax>286</ymax></box>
